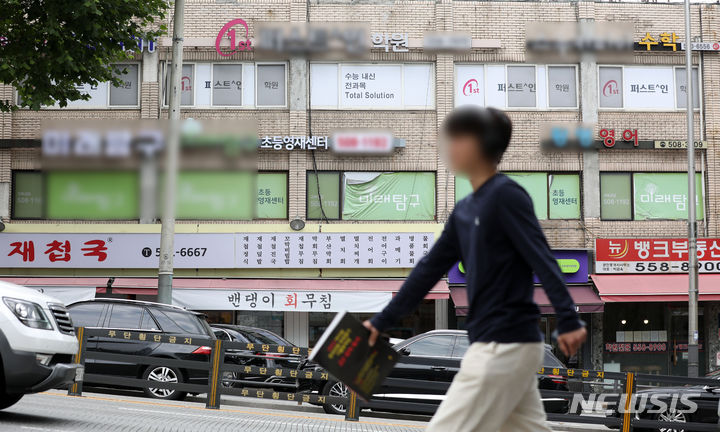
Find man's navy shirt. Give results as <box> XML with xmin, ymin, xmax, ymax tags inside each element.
<box><xmin>371</xmin><ymin>173</ymin><xmax>583</xmax><ymax>343</ymax></box>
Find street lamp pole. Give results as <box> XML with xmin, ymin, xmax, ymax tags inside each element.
<box><xmin>157</xmin><ymin>0</ymin><xmax>185</xmax><ymax>305</ymax></box>
<box><xmin>683</xmin><ymin>0</ymin><xmax>699</xmax><ymax>378</ymax></box>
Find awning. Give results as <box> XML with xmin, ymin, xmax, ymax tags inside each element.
<box><xmin>591</xmin><ymin>274</ymin><xmax>720</xmax><ymax>302</ymax></box>
<box><xmin>450</xmin><ymin>285</ymin><xmax>604</xmax><ymax>316</ymax></box>
<box><xmin>1</xmin><ymin>277</ymin><xmax>449</xmax><ymax>300</ymax></box>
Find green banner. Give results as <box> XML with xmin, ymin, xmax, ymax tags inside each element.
<box><xmin>12</xmin><ymin>171</ymin><xmax>44</xmax><ymax>218</ymax></box>
<box><xmin>506</xmin><ymin>172</ymin><xmax>548</xmax><ymax>220</ymax></box>
<box><xmin>549</xmin><ymin>174</ymin><xmax>580</xmax><ymax>219</ymax></box>
<box><xmin>600</xmin><ymin>173</ymin><xmax>632</xmax><ymax>220</ymax></box>
<box><xmin>342</xmin><ymin>172</ymin><xmax>435</xmax><ymax>221</ymax></box>
<box><xmin>307</xmin><ymin>172</ymin><xmax>340</xmax><ymax>219</ymax></box>
<box><xmin>176</xmin><ymin>172</ymin><xmax>253</xmax><ymax>220</ymax></box>
<box><xmin>47</xmin><ymin>171</ymin><xmax>139</xmax><ymax>220</ymax></box>
<box><xmin>257</xmin><ymin>173</ymin><xmax>288</xmax><ymax>219</ymax></box>
<box><xmin>634</xmin><ymin>173</ymin><xmax>704</xmax><ymax>220</ymax></box>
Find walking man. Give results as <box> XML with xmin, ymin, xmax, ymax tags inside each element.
<box><xmin>364</xmin><ymin>106</ymin><xmax>587</xmax><ymax>432</ymax></box>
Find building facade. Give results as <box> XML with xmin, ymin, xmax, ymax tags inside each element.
<box><xmin>1</xmin><ymin>0</ymin><xmax>720</xmax><ymax>375</ymax></box>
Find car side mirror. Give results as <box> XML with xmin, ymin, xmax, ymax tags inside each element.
<box><xmin>399</xmin><ymin>347</ymin><xmax>411</xmax><ymax>356</ymax></box>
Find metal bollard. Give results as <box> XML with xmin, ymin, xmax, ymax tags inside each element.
<box><xmin>206</xmin><ymin>339</ymin><xmax>224</xmax><ymax>409</ymax></box>
<box><xmin>68</xmin><ymin>327</ymin><xmax>86</xmax><ymax>397</ymax></box>
<box><xmin>619</xmin><ymin>372</ymin><xmax>636</xmax><ymax>432</ymax></box>
<box><xmin>344</xmin><ymin>390</ymin><xmax>360</xmax><ymax>422</ymax></box>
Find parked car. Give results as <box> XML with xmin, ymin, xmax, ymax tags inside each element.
<box><xmin>0</xmin><ymin>281</ymin><xmax>82</xmax><ymax>410</ymax></box>
<box><xmin>609</xmin><ymin>369</ymin><xmax>720</xmax><ymax>432</ymax></box>
<box><xmin>67</xmin><ymin>299</ymin><xmax>215</xmax><ymax>400</ymax></box>
<box><xmin>319</xmin><ymin>329</ymin><xmax>571</xmax><ymax>415</ymax></box>
<box><xmin>212</xmin><ymin>324</ymin><xmax>306</xmax><ymax>391</ymax></box>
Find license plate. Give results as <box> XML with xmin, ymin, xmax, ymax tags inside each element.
<box><xmin>75</xmin><ymin>366</ymin><xmax>85</xmax><ymax>382</ymax></box>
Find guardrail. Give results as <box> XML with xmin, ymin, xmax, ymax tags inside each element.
<box><xmin>67</xmin><ymin>327</ymin><xmax>361</xmax><ymax>421</ymax></box>
<box><xmin>67</xmin><ymin>328</ymin><xmax>720</xmax><ymax>430</ymax></box>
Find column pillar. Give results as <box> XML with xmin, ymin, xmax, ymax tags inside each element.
<box><xmin>284</xmin><ymin>311</ymin><xmax>310</xmax><ymax>347</ymax></box>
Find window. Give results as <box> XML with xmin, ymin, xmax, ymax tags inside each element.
<box><xmin>455</xmin><ymin>64</ymin><xmax>578</xmax><ymax>109</ymax></box>
<box><xmin>307</xmin><ymin>172</ymin><xmax>341</xmax><ymax>220</ymax></box>
<box><xmin>256</xmin><ymin>64</ymin><xmax>287</xmax><ymax>107</ymax></box>
<box><xmin>162</xmin><ymin>62</ymin><xmax>286</xmax><ymax>108</ymax></box>
<box><xmin>405</xmin><ymin>335</ymin><xmax>455</xmax><ymax>357</ymax></box>
<box><xmin>256</xmin><ymin>172</ymin><xmax>288</xmax><ymax>219</ymax></box>
<box><xmin>455</xmin><ymin>173</ymin><xmax>581</xmax><ymax>220</ymax></box>
<box><xmin>598</xmin><ymin>66</ymin><xmax>700</xmax><ymax>110</ymax></box>
<box><xmin>107</xmin><ymin>305</ymin><xmax>144</xmax><ymax>329</ymax></box>
<box><xmin>310</xmin><ymin>63</ymin><xmax>435</xmax><ymax>109</ymax></box>
<box><xmin>600</xmin><ymin>173</ymin><xmax>632</xmax><ymax>220</ymax></box>
<box><xmin>150</xmin><ymin>309</ymin><xmax>208</xmax><ymax>335</ymax></box>
<box><xmin>46</xmin><ymin>171</ymin><xmax>139</xmax><ymax>220</ymax></box>
<box><xmin>212</xmin><ymin>64</ymin><xmax>243</xmax><ymax>106</ymax></box>
<box><xmin>452</xmin><ymin>337</ymin><xmax>469</xmax><ymax>358</ymax></box>
<box><xmin>140</xmin><ymin>310</ymin><xmax>160</xmax><ymax>331</ymax></box>
<box><xmin>164</xmin><ymin>64</ymin><xmax>194</xmax><ymax>106</ymax></box>
<box><xmin>33</xmin><ymin>63</ymin><xmax>140</xmax><ymax>108</ymax></box>
<box><xmin>599</xmin><ymin>172</ymin><xmax>704</xmax><ymax>221</ymax></box>
<box><xmin>175</xmin><ymin>171</ymin><xmax>253</xmax><ymax>220</ymax></box>
<box><xmin>12</xmin><ymin>171</ymin><xmax>44</xmax><ymax>219</ymax></box>
<box><xmin>68</xmin><ymin>303</ymin><xmax>105</xmax><ymax>328</ymax></box>
<box><xmin>307</xmin><ymin>171</ymin><xmax>435</xmax><ymax>221</ymax></box>
<box><xmin>109</xmin><ymin>64</ymin><xmax>140</xmax><ymax>106</ymax></box>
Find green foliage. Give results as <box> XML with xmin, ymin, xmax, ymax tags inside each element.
<box><xmin>0</xmin><ymin>0</ymin><xmax>169</xmax><ymax>111</ymax></box>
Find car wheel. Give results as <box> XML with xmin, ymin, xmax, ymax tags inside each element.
<box><xmin>142</xmin><ymin>365</ymin><xmax>187</xmax><ymax>400</ymax></box>
<box><xmin>322</xmin><ymin>381</ymin><xmax>349</xmax><ymax>415</ymax></box>
<box><xmin>0</xmin><ymin>392</ymin><xmax>22</xmax><ymax>410</ymax></box>
<box><xmin>654</xmin><ymin>408</ymin><xmax>687</xmax><ymax>432</ymax></box>
<box><xmin>221</xmin><ymin>371</ymin><xmax>238</xmax><ymax>388</ymax></box>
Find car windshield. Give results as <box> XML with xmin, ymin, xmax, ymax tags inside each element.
<box><xmin>151</xmin><ymin>309</ymin><xmax>211</xmax><ymax>336</ymax></box>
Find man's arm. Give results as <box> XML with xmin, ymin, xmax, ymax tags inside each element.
<box><xmin>498</xmin><ymin>183</ymin><xmax>586</xmax><ymax>354</ymax></box>
<box><xmin>368</xmin><ymin>215</ymin><xmax>460</xmax><ymax>336</ymax></box>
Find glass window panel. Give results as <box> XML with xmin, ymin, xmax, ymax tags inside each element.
<box><xmin>548</xmin><ymin>174</ymin><xmax>581</xmax><ymax>219</ymax></box>
<box><xmin>256</xmin><ymin>172</ymin><xmax>288</xmax><ymax>219</ymax></box>
<box><xmin>507</xmin><ymin>66</ymin><xmax>536</xmax><ymax>107</ymax></box>
<box><xmin>108</xmin><ymin>305</ymin><xmax>143</xmax><ymax>329</ymax></box>
<box><xmin>46</xmin><ymin>171</ymin><xmax>139</xmax><ymax>220</ymax></box>
<box><xmin>599</xmin><ymin>67</ymin><xmax>623</xmax><ymax>108</ymax></box>
<box><xmin>342</xmin><ymin>172</ymin><xmax>435</xmax><ymax>221</ymax></box>
<box><xmin>164</xmin><ymin>64</ymin><xmax>194</xmax><ymax>106</ymax></box>
<box><xmin>12</xmin><ymin>171</ymin><xmax>44</xmax><ymax>219</ymax></box>
<box><xmin>307</xmin><ymin>172</ymin><xmax>340</xmax><ymax>220</ymax></box>
<box><xmin>600</xmin><ymin>173</ymin><xmax>632</xmax><ymax>220</ymax></box>
<box><xmin>109</xmin><ymin>64</ymin><xmax>139</xmax><ymax>106</ymax></box>
<box><xmin>454</xmin><ymin>176</ymin><xmax>473</xmax><ymax>203</ymax></box>
<box><xmin>406</xmin><ymin>335</ymin><xmax>455</xmax><ymax>357</ymax></box>
<box><xmin>547</xmin><ymin>66</ymin><xmax>577</xmax><ymax>108</ymax></box>
<box><xmin>675</xmin><ymin>67</ymin><xmax>700</xmax><ymax>109</ymax></box>
<box><xmin>256</xmin><ymin>64</ymin><xmax>286</xmax><ymax>106</ymax></box>
<box><xmin>175</xmin><ymin>171</ymin><xmax>254</xmax><ymax>220</ymax></box>
<box><xmin>212</xmin><ymin>64</ymin><xmax>243</xmax><ymax>106</ymax></box>
<box><xmin>633</xmin><ymin>173</ymin><xmax>704</xmax><ymax>220</ymax></box>
<box><xmin>505</xmin><ymin>172</ymin><xmax>548</xmax><ymax>219</ymax></box>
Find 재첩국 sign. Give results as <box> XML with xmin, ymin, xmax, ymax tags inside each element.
<box><xmin>1</xmin><ymin>232</ymin><xmax>435</xmax><ymax>269</ymax></box>
<box><xmin>596</xmin><ymin>238</ymin><xmax>720</xmax><ymax>273</ymax></box>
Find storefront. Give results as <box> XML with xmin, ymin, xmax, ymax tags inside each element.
<box><xmin>594</xmin><ymin>238</ymin><xmax>720</xmax><ymax>376</ymax></box>
<box><xmin>0</xmin><ymin>228</ymin><xmax>449</xmax><ymax>347</ymax></box>
<box><xmin>446</xmin><ymin>249</ymin><xmax>602</xmax><ymax>368</ymax></box>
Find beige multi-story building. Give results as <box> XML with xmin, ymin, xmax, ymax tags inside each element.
<box><xmin>1</xmin><ymin>0</ymin><xmax>719</xmax><ymax>376</ymax></box>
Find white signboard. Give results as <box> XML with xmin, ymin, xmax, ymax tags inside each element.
<box><xmin>623</xmin><ymin>66</ymin><xmax>675</xmax><ymax>110</ymax></box>
<box><xmin>173</xmin><ymin>289</ymin><xmax>392</xmax><ymax>312</ymax></box>
<box><xmin>455</xmin><ymin>65</ymin><xmax>484</xmax><ymax>107</ymax></box>
<box><xmin>340</xmin><ymin>64</ymin><xmax>403</xmax><ymax>108</ymax></box>
<box><xmin>1</xmin><ymin>232</ymin><xmax>434</xmax><ymax>269</ymax></box>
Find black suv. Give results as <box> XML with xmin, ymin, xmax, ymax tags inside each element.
<box><xmin>320</xmin><ymin>329</ymin><xmax>571</xmax><ymax>415</ymax></box>
<box><xmin>67</xmin><ymin>299</ymin><xmax>215</xmax><ymax>400</ymax></box>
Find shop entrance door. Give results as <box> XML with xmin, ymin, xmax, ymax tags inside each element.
<box><xmin>669</xmin><ymin>308</ymin><xmax>706</xmax><ymax>376</ymax></box>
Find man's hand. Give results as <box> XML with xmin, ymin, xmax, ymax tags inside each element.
<box><xmin>557</xmin><ymin>326</ymin><xmax>587</xmax><ymax>357</ymax></box>
<box><xmin>363</xmin><ymin>320</ymin><xmax>380</xmax><ymax>347</ymax></box>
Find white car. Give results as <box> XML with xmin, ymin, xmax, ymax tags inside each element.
<box><xmin>0</xmin><ymin>281</ymin><xmax>82</xmax><ymax>409</ymax></box>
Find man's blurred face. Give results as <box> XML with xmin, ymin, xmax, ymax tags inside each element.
<box><xmin>445</xmin><ymin>133</ymin><xmax>484</xmax><ymax>176</ymax></box>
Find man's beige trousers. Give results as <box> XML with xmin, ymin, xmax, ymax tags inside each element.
<box><xmin>426</xmin><ymin>342</ymin><xmax>553</xmax><ymax>432</ymax></box>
